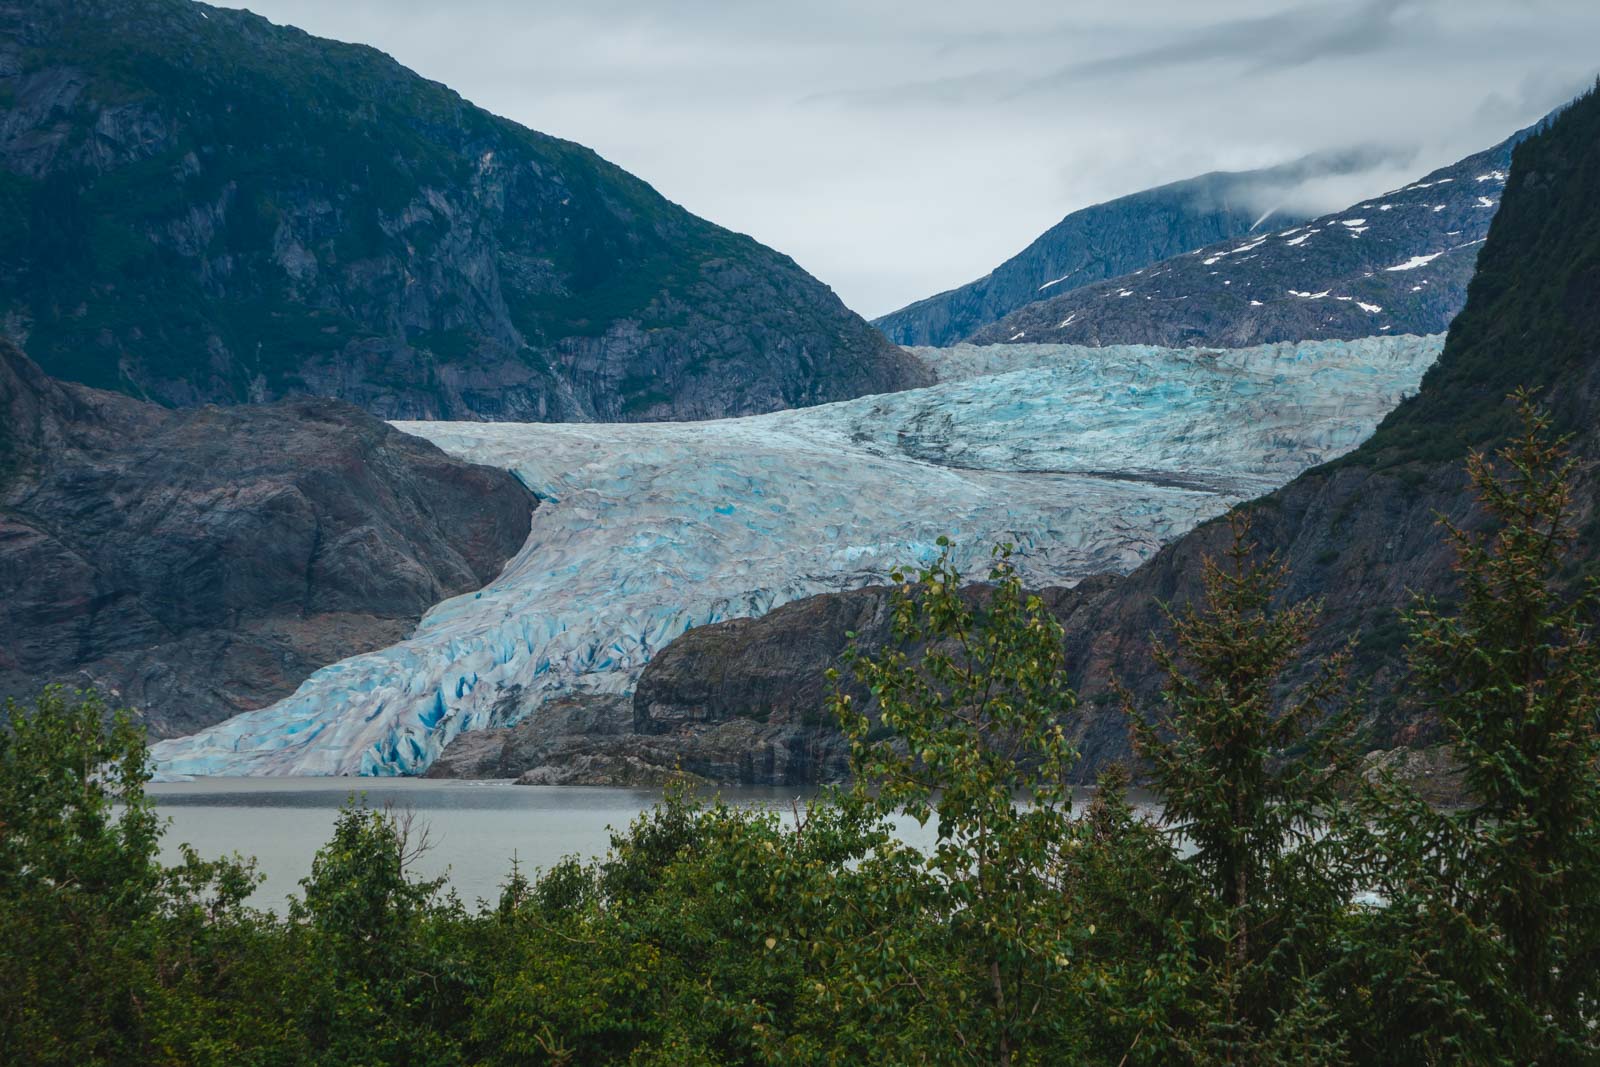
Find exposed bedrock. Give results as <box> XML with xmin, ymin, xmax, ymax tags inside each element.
<box><xmin>0</xmin><ymin>341</ymin><xmax>534</xmax><ymax>737</ymax></box>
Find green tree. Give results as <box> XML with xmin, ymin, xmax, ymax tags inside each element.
<box><xmin>0</xmin><ymin>687</ymin><xmax>274</xmax><ymax>1065</ymax></box>
<box><xmin>471</xmin><ymin>784</ymin><xmax>910</xmax><ymax>1066</ymax></box>
<box><xmin>1118</xmin><ymin>515</ymin><xmax>1358</xmax><ymax>1063</ymax></box>
<box><xmin>829</xmin><ymin>541</ymin><xmax>1090</xmax><ymax>1065</ymax></box>
<box><xmin>291</xmin><ymin>802</ymin><xmax>472</xmax><ymax>1065</ymax></box>
<box><xmin>0</xmin><ymin>687</ymin><xmax>163</xmax><ymax>1063</ymax></box>
<box><xmin>1351</xmin><ymin>393</ymin><xmax>1600</xmax><ymax>1064</ymax></box>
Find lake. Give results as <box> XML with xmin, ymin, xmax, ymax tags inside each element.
<box><xmin>150</xmin><ymin>778</ymin><xmax>942</xmax><ymax>910</ymax></box>
<box><xmin>152</xmin><ymin>779</ymin><xmax>1163</xmax><ymax>911</ymax></box>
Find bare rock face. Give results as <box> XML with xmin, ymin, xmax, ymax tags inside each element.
<box><xmin>1362</xmin><ymin>746</ymin><xmax>1466</xmax><ymax>808</ymax></box>
<box><xmin>515</xmin><ymin>756</ymin><xmax>698</xmax><ymax>789</ymax></box>
<box><xmin>0</xmin><ymin>340</ymin><xmax>533</xmax><ymax>737</ymax></box>
<box><xmin>616</xmin><ymin>584</ymin><xmax>1079</xmax><ymax>787</ymax></box>
<box><xmin>634</xmin><ymin>588</ymin><xmax>894</xmax><ymax>738</ymax></box>
<box><xmin>628</xmin><ymin>588</ymin><xmax>895</xmax><ymax>785</ymax></box>
<box><xmin>425</xmin><ymin>695</ymin><xmax>635</xmax><ymax>780</ymax></box>
<box><xmin>427</xmin><ymin>675</ymin><xmax>858</xmax><ymax>788</ymax></box>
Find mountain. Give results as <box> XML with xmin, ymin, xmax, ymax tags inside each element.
<box><xmin>0</xmin><ymin>339</ymin><xmax>533</xmax><ymax>738</ymax></box>
<box><xmin>966</xmin><ymin>119</ymin><xmax>1554</xmax><ymax>350</ymax></box>
<box><xmin>628</xmin><ymin>81</ymin><xmax>1600</xmax><ymax>784</ymax></box>
<box><xmin>146</xmin><ymin>332</ymin><xmax>1441</xmax><ymax>777</ymax></box>
<box><xmin>869</xmin><ymin>152</ymin><xmax>1401</xmax><ymax>346</ymax></box>
<box><xmin>0</xmin><ymin>0</ymin><xmax>927</xmax><ymax>420</ymax></box>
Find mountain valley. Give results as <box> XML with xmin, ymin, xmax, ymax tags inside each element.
<box><xmin>149</xmin><ymin>333</ymin><xmax>1441</xmax><ymax>777</ymax></box>
<box><xmin>3</xmin><ymin>0</ymin><xmax>1593</xmax><ymax>794</ymax></box>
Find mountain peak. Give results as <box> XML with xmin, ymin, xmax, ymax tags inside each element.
<box><xmin>870</xmin><ymin>148</ymin><xmax>1417</xmax><ymax>348</ymax></box>
<box><xmin>965</xmin><ymin>109</ymin><xmax>1565</xmax><ymax>351</ymax></box>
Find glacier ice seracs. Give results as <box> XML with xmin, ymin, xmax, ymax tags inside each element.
<box><xmin>151</xmin><ymin>335</ymin><xmax>1443</xmax><ymax>777</ymax></box>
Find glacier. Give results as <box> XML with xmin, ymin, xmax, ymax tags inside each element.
<box><xmin>150</xmin><ymin>335</ymin><xmax>1443</xmax><ymax>778</ymax></box>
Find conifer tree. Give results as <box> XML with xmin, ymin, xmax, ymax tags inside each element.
<box><xmin>1119</xmin><ymin>514</ymin><xmax>1357</xmax><ymax>1061</ymax></box>
<box><xmin>1361</xmin><ymin>392</ymin><xmax>1600</xmax><ymax>1062</ymax></box>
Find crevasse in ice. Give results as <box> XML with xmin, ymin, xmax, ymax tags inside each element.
<box><xmin>150</xmin><ymin>335</ymin><xmax>1442</xmax><ymax>777</ymax></box>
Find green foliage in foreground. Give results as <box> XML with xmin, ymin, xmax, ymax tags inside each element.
<box><xmin>3</xmin><ymin>397</ymin><xmax>1599</xmax><ymax>1065</ymax></box>
<box><xmin>1118</xmin><ymin>514</ymin><xmax>1362</xmax><ymax>1062</ymax></box>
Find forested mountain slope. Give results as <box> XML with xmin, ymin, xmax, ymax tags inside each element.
<box><xmin>0</xmin><ymin>0</ymin><xmax>926</xmax><ymax>420</ymax></box>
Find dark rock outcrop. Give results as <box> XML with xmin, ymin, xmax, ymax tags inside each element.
<box><xmin>0</xmin><ymin>0</ymin><xmax>926</xmax><ymax>422</ymax></box>
<box><xmin>634</xmin><ymin>588</ymin><xmax>892</xmax><ymax>737</ymax></box>
<box><xmin>0</xmin><ymin>340</ymin><xmax>533</xmax><ymax>737</ymax></box>
<box><xmin>627</xmin><ymin>589</ymin><xmax>897</xmax><ymax>785</ymax></box>
<box><xmin>614</xmin><ymin>583</ymin><xmax>1085</xmax><ymax>786</ymax></box>
<box><xmin>427</xmin><ymin>589</ymin><xmax>899</xmax><ymax>786</ymax></box>
<box><xmin>425</xmin><ymin>686</ymin><xmax>840</xmax><ymax>788</ymax></box>
<box><xmin>1361</xmin><ymin>746</ymin><xmax>1467</xmax><ymax>809</ymax></box>
<box><xmin>425</xmin><ymin>694</ymin><xmax>635</xmax><ymax>780</ymax></box>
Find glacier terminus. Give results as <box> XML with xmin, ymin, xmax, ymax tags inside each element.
<box><xmin>151</xmin><ymin>335</ymin><xmax>1443</xmax><ymax>778</ymax></box>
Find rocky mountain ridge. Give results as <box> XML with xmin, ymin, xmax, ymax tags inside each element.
<box><xmin>0</xmin><ymin>0</ymin><xmax>926</xmax><ymax>421</ymax></box>
<box><xmin>0</xmin><ymin>339</ymin><xmax>533</xmax><ymax>737</ymax></box>
<box><xmin>871</xmin><ymin>151</ymin><xmax>1406</xmax><ymax>346</ymax></box>
<box><xmin>966</xmin><ymin>114</ymin><xmax>1557</xmax><ymax>350</ymax></box>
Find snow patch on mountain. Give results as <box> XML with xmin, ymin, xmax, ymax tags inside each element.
<box><xmin>150</xmin><ymin>335</ymin><xmax>1444</xmax><ymax>778</ymax></box>
<box><xmin>1386</xmin><ymin>252</ymin><xmax>1444</xmax><ymax>271</ymax></box>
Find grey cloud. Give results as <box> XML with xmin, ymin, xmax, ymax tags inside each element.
<box><xmin>212</xmin><ymin>0</ymin><xmax>1599</xmax><ymax>318</ymax></box>
<box><xmin>1472</xmin><ymin>69</ymin><xmax>1598</xmax><ymax>133</ymax></box>
<box><xmin>813</xmin><ymin>0</ymin><xmax>1416</xmax><ymax>109</ymax></box>
<box><xmin>1211</xmin><ymin>143</ymin><xmax>1424</xmax><ymax>222</ymax></box>
<box><xmin>1017</xmin><ymin>0</ymin><xmax>1415</xmax><ymax>92</ymax></box>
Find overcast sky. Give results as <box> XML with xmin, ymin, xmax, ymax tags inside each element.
<box><xmin>214</xmin><ymin>0</ymin><xmax>1598</xmax><ymax>318</ymax></box>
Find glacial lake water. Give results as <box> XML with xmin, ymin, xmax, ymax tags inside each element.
<box><xmin>149</xmin><ymin>778</ymin><xmax>928</xmax><ymax>911</ymax></box>
<box><xmin>150</xmin><ymin>778</ymin><xmax>1161</xmax><ymax>912</ymax></box>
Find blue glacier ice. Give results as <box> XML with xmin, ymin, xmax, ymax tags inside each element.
<box><xmin>150</xmin><ymin>335</ymin><xmax>1443</xmax><ymax>777</ymax></box>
